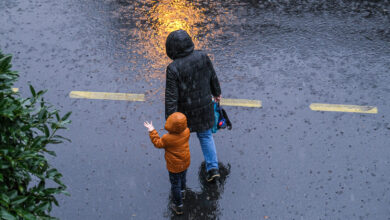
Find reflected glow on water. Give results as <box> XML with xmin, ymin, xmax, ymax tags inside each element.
<box><xmin>116</xmin><ymin>0</ymin><xmax>239</xmax><ymax>81</ymax></box>
<box><xmin>133</xmin><ymin>0</ymin><xmax>206</xmax><ymax>78</ymax></box>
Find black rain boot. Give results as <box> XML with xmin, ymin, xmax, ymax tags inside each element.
<box><xmin>171</xmin><ymin>204</ymin><xmax>183</xmax><ymax>215</ymax></box>
<box><xmin>206</xmin><ymin>168</ymin><xmax>220</xmax><ymax>182</ymax></box>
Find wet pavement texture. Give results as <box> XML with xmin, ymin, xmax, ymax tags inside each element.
<box><xmin>1</xmin><ymin>0</ymin><xmax>390</xmax><ymax>219</ymax></box>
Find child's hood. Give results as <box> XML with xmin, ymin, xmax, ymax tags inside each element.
<box><xmin>165</xmin><ymin>112</ymin><xmax>187</xmax><ymax>134</ymax></box>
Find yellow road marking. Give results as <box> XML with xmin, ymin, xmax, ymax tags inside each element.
<box><xmin>220</xmin><ymin>98</ymin><xmax>262</xmax><ymax>108</ymax></box>
<box><xmin>310</xmin><ymin>103</ymin><xmax>378</xmax><ymax>114</ymax></box>
<box><xmin>69</xmin><ymin>91</ymin><xmax>145</xmax><ymax>102</ymax></box>
<box><xmin>12</xmin><ymin>88</ymin><xmax>19</xmax><ymax>92</ymax></box>
<box><xmin>69</xmin><ymin>91</ymin><xmax>261</xmax><ymax>108</ymax></box>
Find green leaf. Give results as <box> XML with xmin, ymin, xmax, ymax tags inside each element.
<box><xmin>52</xmin><ymin>198</ymin><xmax>59</xmax><ymax>206</ymax></box>
<box><xmin>43</xmin><ymin>188</ymin><xmax>61</xmax><ymax>195</ymax></box>
<box><xmin>37</xmin><ymin>180</ymin><xmax>46</xmax><ymax>191</ymax></box>
<box><xmin>34</xmin><ymin>202</ymin><xmax>50</xmax><ymax>212</ymax></box>
<box><xmin>0</xmin><ymin>193</ymin><xmax>10</xmax><ymax>204</ymax></box>
<box><xmin>0</xmin><ymin>200</ymin><xmax>8</xmax><ymax>208</ymax></box>
<box><xmin>61</xmin><ymin>112</ymin><xmax>72</xmax><ymax>121</ymax></box>
<box><xmin>0</xmin><ymin>164</ymin><xmax>10</xmax><ymax>169</ymax></box>
<box><xmin>48</xmin><ymin>140</ymin><xmax>62</xmax><ymax>144</ymax></box>
<box><xmin>31</xmin><ymin>136</ymin><xmax>43</xmax><ymax>148</ymax></box>
<box><xmin>8</xmin><ymin>190</ymin><xmax>17</xmax><ymax>200</ymax></box>
<box><xmin>43</xmin><ymin>125</ymin><xmax>50</xmax><ymax>137</ymax></box>
<box><xmin>38</xmin><ymin>215</ymin><xmax>56</xmax><ymax>220</ymax></box>
<box><xmin>0</xmin><ymin>55</ymin><xmax>12</xmax><ymax>72</ymax></box>
<box><xmin>53</xmin><ymin>179</ymin><xmax>65</xmax><ymax>188</ymax></box>
<box><xmin>44</xmin><ymin>150</ymin><xmax>56</xmax><ymax>157</ymax></box>
<box><xmin>0</xmin><ymin>74</ymin><xmax>13</xmax><ymax>80</ymax></box>
<box><xmin>0</xmin><ymin>149</ymin><xmax>9</xmax><ymax>155</ymax></box>
<box><xmin>61</xmin><ymin>190</ymin><xmax>70</xmax><ymax>196</ymax></box>
<box><xmin>14</xmin><ymin>208</ymin><xmax>36</xmax><ymax>220</ymax></box>
<box><xmin>46</xmin><ymin>169</ymin><xmax>59</xmax><ymax>179</ymax></box>
<box><xmin>11</xmin><ymin>196</ymin><xmax>28</xmax><ymax>205</ymax></box>
<box><xmin>53</xmin><ymin>135</ymin><xmax>71</xmax><ymax>143</ymax></box>
<box><xmin>29</xmin><ymin>85</ymin><xmax>36</xmax><ymax>97</ymax></box>
<box><xmin>38</xmin><ymin>108</ymin><xmax>47</xmax><ymax>121</ymax></box>
<box><xmin>0</xmin><ymin>208</ymin><xmax>16</xmax><ymax>220</ymax></box>
<box><xmin>18</xmin><ymin>185</ymin><xmax>25</xmax><ymax>194</ymax></box>
<box><xmin>55</xmin><ymin>112</ymin><xmax>60</xmax><ymax>121</ymax></box>
<box><xmin>0</xmin><ymin>173</ymin><xmax>3</xmax><ymax>182</ymax></box>
<box><xmin>37</xmin><ymin>90</ymin><xmax>46</xmax><ymax>97</ymax></box>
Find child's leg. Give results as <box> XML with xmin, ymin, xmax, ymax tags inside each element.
<box><xmin>180</xmin><ymin>170</ymin><xmax>187</xmax><ymax>200</ymax></box>
<box><xmin>180</xmin><ymin>170</ymin><xmax>187</xmax><ymax>190</ymax></box>
<box><xmin>169</xmin><ymin>172</ymin><xmax>183</xmax><ymax>206</ymax></box>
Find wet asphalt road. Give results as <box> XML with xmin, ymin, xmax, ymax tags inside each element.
<box><xmin>1</xmin><ymin>0</ymin><xmax>390</xmax><ymax>219</ymax></box>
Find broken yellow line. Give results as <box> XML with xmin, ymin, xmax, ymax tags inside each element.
<box><xmin>310</xmin><ymin>103</ymin><xmax>378</xmax><ymax>114</ymax></box>
<box><xmin>69</xmin><ymin>91</ymin><xmax>145</xmax><ymax>102</ymax></box>
<box><xmin>220</xmin><ymin>98</ymin><xmax>262</xmax><ymax>108</ymax></box>
<box><xmin>69</xmin><ymin>91</ymin><xmax>261</xmax><ymax>108</ymax></box>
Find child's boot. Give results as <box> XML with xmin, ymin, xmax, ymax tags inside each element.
<box><xmin>171</xmin><ymin>204</ymin><xmax>183</xmax><ymax>215</ymax></box>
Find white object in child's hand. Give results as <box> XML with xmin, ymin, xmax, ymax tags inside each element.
<box><xmin>143</xmin><ymin>121</ymin><xmax>154</xmax><ymax>132</ymax></box>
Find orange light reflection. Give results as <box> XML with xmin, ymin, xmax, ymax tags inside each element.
<box><xmin>116</xmin><ymin>0</ymin><xmax>238</xmax><ymax>86</ymax></box>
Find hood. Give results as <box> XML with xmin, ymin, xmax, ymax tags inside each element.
<box><xmin>165</xmin><ymin>112</ymin><xmax>188</xmax><ymax>134</ymax></box>
<box><xmin>165</xmin><ymin>30</ymin><xmax>194</xmax><ymax>60</ymax></box>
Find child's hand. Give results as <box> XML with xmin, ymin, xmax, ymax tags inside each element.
<box><xmin>144</xmin><ymin>121</ymin><xmax>155</xmax><ymax>132</ymax></box>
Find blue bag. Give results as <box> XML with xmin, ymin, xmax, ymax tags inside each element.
<box><xmin>211</xmin><ymin>101</ymin><xmax>232</xmax><ymax>133</ymax></box>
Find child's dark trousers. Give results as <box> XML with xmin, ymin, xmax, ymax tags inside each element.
<box><xmin>169</xmin><ymin>170</ymin><xmax>187</xmax><ymax>206</ymax></box>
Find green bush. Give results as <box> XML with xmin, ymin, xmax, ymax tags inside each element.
<box><xmin>0</xmin><ymin>50</ymin><xmax>71</xmax><ymax>220</ymax></box>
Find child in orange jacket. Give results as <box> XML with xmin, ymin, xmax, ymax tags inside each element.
<box><xmin>144</xmin><ymin>112</ymin><xmax>190</xmax><ymax>215</ymax></box>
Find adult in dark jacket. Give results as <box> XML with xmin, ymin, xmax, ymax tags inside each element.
<box><xmin>165</xmin><ymin>30</ymin><xmax>221</xmax><ymax>182</ymax></box>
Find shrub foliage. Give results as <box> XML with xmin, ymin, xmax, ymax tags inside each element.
<box><xmin>0</xmin><ymin>50</ymin><xmax>71</xmax><ymax>220</ymax></box>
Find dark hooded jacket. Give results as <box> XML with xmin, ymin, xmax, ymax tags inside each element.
<box><xmin>165</xmin><ymin>30</ymin><xmax>221</xmax><ymax>132</ymax></box>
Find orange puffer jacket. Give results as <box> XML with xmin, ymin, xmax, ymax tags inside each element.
<box><xmin>149</xmin><ymin>112</ymin><xmax>190</xmax><ymax>173</ymax></box>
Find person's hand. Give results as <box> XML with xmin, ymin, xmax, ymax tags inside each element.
<box><xmin>144</xmin><ymin>121</ymin><xmax>155</xmax><ymax>132</ymax></box>
<box><xmin>214</xmin><ymin>95</ymin><xmax>222</xmax><ymax>102</ymax></box>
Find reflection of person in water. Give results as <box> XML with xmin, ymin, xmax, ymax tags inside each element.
<box><xmin>168</xmin><ymin>162</ymin><xmax>231</xmax><ymax>219</ymax></box>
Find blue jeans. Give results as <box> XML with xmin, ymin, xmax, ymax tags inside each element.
<box><xmin>196</xmin><ymin>129</ymin><xmax>219</xmax><ymax>172</ymax></box>
<box><xmin>169</xmin><ymin>170</ymin><xmax>187</xmax><ymax>206</ymax></box>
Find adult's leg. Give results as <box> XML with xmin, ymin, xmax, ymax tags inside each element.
<box><xmin>169</xmin><ymin>172</ymin><xmax>182</xmax><ymax>206</ymax></box>
<box><xmin>196</xmin><ymin>129</ymin><xmax>219</xmax><ymax>171</ymax></box>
